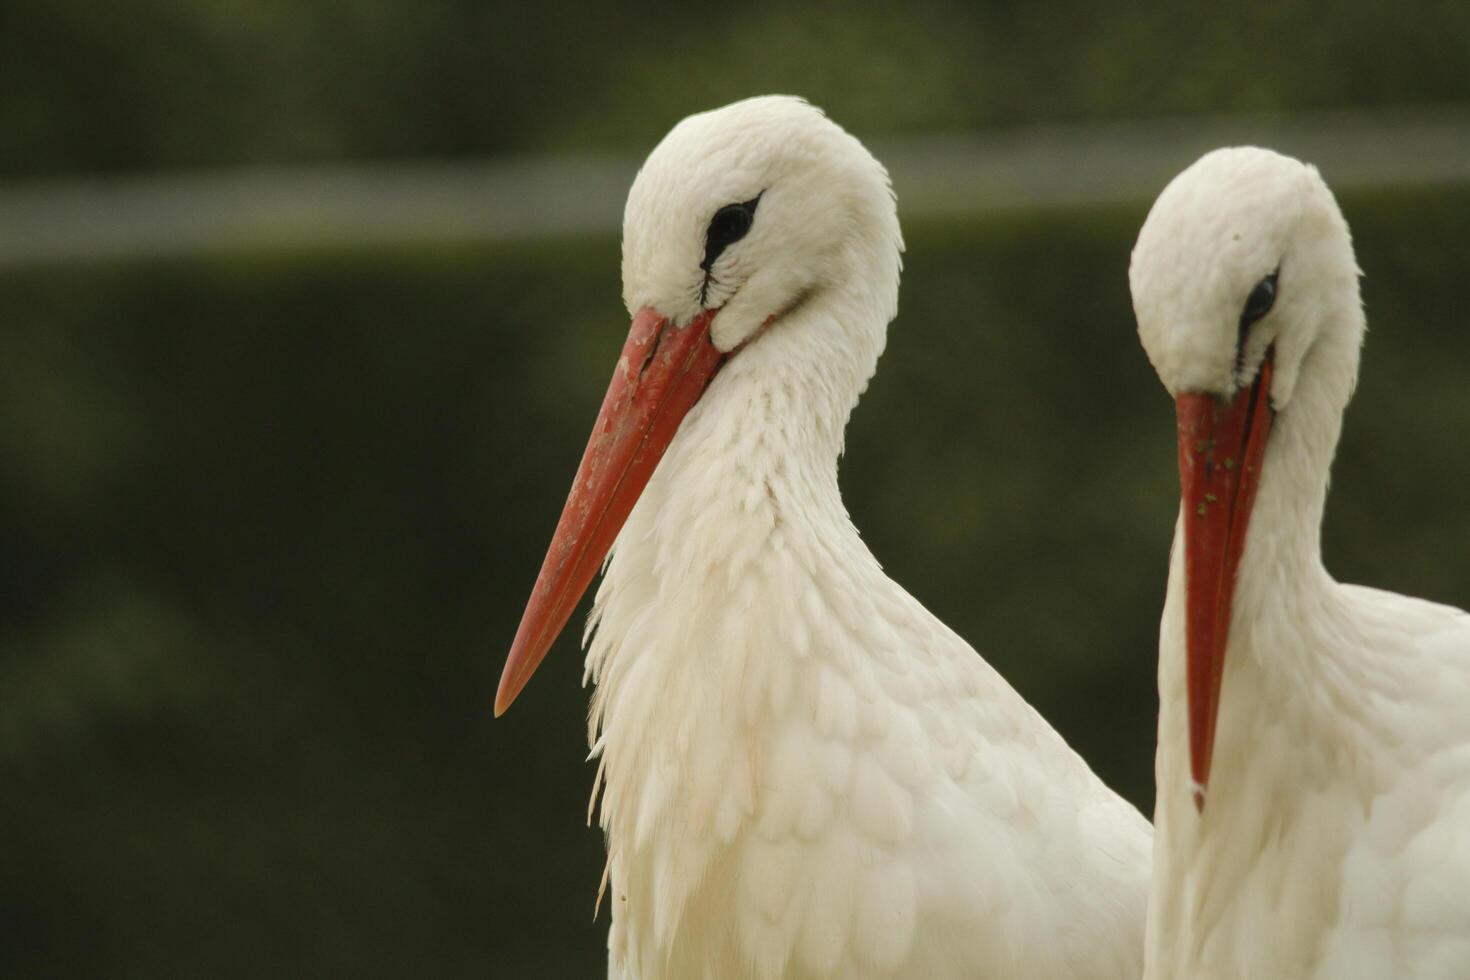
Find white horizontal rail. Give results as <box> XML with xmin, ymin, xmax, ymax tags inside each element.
<box><xmin>0</xmin><ymin>107</ymin><xmax>1468</xmax><ymax>267</ymax></box>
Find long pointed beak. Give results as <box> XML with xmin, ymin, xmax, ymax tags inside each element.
<box><xmin>1175</xmin><ymin>354</ymin><xmax>1274</xmax><ymax>811</ymax></box>
<box><xmin>495</xmin><ymin>308</ymin><xmax>725</xmax><ymax>716</ymax></box>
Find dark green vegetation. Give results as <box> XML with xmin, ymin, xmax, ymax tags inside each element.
<box><xmin>6</xmin><ymin>1</ymin><xmax>1470</xmax><ymax>178</ymax></box>
<box><xmin>4</xmin><ymin>189</ymin><xmax>1470</xmax><ymax>976</ymax></box>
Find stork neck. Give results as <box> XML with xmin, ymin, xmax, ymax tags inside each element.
<box><xmin>1233</xmin><ymin>299</ymin><xmax>1365</xmax><ymax>642</ymax></box>
<box><xmin>672</xmin><ymin>276</ymin><xmax>893</xmax><ymax>529</ymax></box>
<box><xmin>748</xmin><ymin>301</ymin><xmax>878</xmax><ymax>453</ymax></box>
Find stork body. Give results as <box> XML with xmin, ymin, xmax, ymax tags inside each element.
<box><xmin>499</xmin><ymin>97</ymin><xmax>1151</xmax><ymax>979</ymax></box>
<box><xmin>1132</xmin><ymin>148</ymin><xmax>1470</xmax><ymax>979</ymax></box>
<box><xmin>588</xmin><ymin>215</ymin><xmax>1147</xmax><ymax>980</ymax></box>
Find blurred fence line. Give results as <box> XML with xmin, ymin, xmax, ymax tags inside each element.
<box><xmin>2</xmin><ymin>106</ymin><xmax>1469</xmax><ymax>268</ymax></box>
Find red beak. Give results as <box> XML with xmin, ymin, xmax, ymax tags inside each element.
<box><xmin>1175</xmin><ymin>355</ymin><xmax>1274</xmax><ymax>811</ymax></box>
<box><xmin>495</xmin><ymin>308</ymin><xmax>725</xmax><ymax>716</ymax></box>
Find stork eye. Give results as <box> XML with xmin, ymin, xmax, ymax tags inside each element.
<box><xmin>702</xmin><ymin>196</ymin><xmax>761</xmax><ymax>270</ymax></box>
<box><xmin>1240</xmin><ymin>272</ymin><xmax>1279</xmax><ymax>329</ymax></box>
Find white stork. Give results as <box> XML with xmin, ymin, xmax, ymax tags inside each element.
<box><xmin>495</xmin><ymin>96</ymin><xmax>1150</xmax><ymax>979</ymax></box>
<box><xmin>1131</xmin><ymin>146</ymin><xmax>1470</xmax><ymax>978</ymax></box>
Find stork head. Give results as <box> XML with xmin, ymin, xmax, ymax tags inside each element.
<box><xmin>496</xmin><ymin>96</ymin><xmax>900</xmax><ymax>715</ymax></box>
<box><xmin>622</xmin><ymin>95</ymin><xmax>900</xmax><ymax>351</ymax></box>
<box><xmin>1129</xmin><ymin>146</ymin><xmax>1361</xmax><ymax>810</ymax></box>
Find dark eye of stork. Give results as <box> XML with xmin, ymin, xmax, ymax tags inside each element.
<box><xmin>1240</xmin><ymin>271</ymin><xmax>1279</xmax><ymax>331</ymax></box>
<box><xmin>702</xmin><ymin>195</ymin><xmax>761</xmax><ymax>271</ymax></box>
<box><xmin>1235</xmin><ymin>269</ymin><xmax>1280</xmax><ymax>370</ymax></box>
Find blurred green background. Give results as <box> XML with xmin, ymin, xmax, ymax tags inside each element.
<box><xmin>4</xmin><ymin>2</ymin><xmax>1470</xmax><ymax>976</ymax></box>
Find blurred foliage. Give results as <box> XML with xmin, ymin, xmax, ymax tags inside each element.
<box><xmin>3</xmin><ymin>189</ymin><xmax>1470</xmax><ymax>976</ymax></box>
<box><xmin>5</xmin><ymin>0</ymin><xmax>1470</xmax><ymax>975</ymax></box>
<box><xmin>5</xmin><ymin>0</ymin><xmax>1470</xmax><ymax>176</ymax></box>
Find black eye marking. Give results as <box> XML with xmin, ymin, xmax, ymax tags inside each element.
<box><xmin>1241</xmin><ymin>271</ymin><xmax>1278</xmax><ymax>328</ymax></box>
<box><xmin>1235</xmin><ymin>267</ymin><xmax>1280</xmax><ymax>374</ymax></box>
<box><xmin>701</xmin><ymin>194</ymin><xmax>762</xmax><ymax>273</ymax></box>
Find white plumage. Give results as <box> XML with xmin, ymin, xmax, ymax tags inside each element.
<box><xmin>1132</xmin><ymin>147</ymin><xmax>1470</xmax><ymax>979</ymax></box>
<box><xmin>502</xmin><ymin>96</ymin><xmax>1151</xmax><ymax>979</ymax></box>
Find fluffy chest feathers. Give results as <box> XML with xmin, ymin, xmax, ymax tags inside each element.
<box><xmin>581</xmin><ymin>367</ymin><xmax>1150</xmax><ymax>980</ymax></box>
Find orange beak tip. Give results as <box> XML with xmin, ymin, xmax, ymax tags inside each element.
<box><xmin>494</xmin><ymin>650</ymin><xmax>534</xmax><ymax>717</ymax></box>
